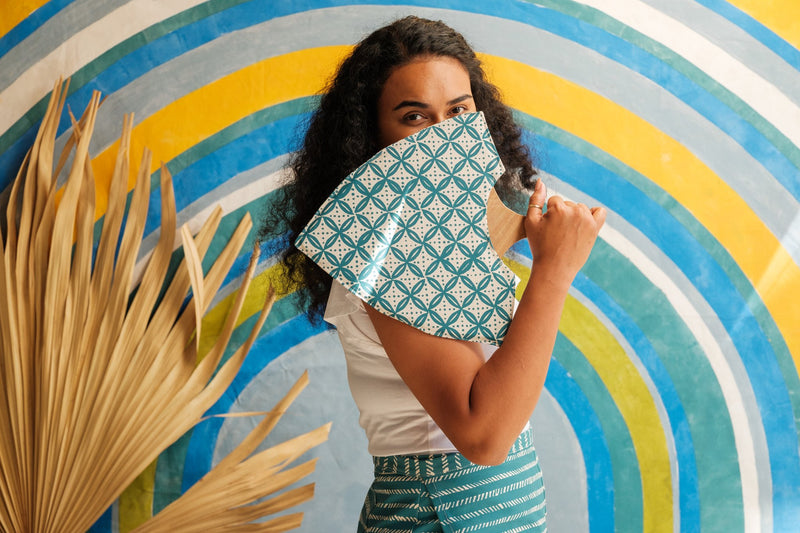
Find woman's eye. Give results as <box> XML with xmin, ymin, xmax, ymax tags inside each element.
<box><xmin>450</xmin><ymin>105</ymin><xmax>468</xmax><ymax>115</ymax></box>
<box><xmin>403</xmin><ymin>112</ymin><xmax>425</xmax><ymax>122</ymax></box>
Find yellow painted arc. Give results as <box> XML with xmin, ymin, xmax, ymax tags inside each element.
<box><xmin>726</xmin><ymin>0</ymin><xmax>800</xmax><ymax>51</ymax></box>
<box><xmin>118</xmin><ymin>459</ymin><xmax>156</xmax><ymax>532</ymax></box>
<box><xmin>90</xmin><ymin>46</ymin><xmax>353</xmax><ymax>215</ymax></box>
<box><xmin>481</xmin><ymin>53</ymin><xmax>800</xmax><ymax>367</ymax></box>
<box><xmin>88</xmin><ymin>47</ymin><xmax>796</xmax><ymax>529</ymax></box>
<box><xmin>101</xmin><ymin>45</ymin><xmax>698</xmax><ymax>527</ymax></box>
<box><xmin>507</xmin><ymin>259</ymin><xmax>673</xmax><ymax>532</ymax></box>
<box><xmin>561</xmin><ymin>294</ymin><xmax>672</xmax><ymax>533</ymax></box>
<box><xmin>197</xmin><ymin>263</ymin><xmax>284</xmax><ymax>358</ymax></box>
<box><xmin>0</xmin><ymin>0</ymin><xmax>47</xmax><ymax>39</ymax></box>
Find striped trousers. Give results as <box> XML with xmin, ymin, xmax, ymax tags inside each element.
<box><xmin>357</xmin><ymin>428</ymin><xmax>546</xmax><ymax>532</ymax></box>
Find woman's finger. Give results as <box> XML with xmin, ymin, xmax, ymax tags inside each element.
<box><xmin>546</xmin><ymin>194</ymin><xmax>564</xmax><ymax>211</ymax></box>
<box><xmin>591</xmin><ymin>206</ymin><xmax>607</xmax><ymax>227</ymax></box>
<box><xmin>526</xmin><ymin>179</ymin><xmax>547</xmax><ymax>220</ymax></box>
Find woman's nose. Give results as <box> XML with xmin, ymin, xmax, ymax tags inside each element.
<box><xmin>430</xmin><ymin>113</ymin><xmax>448</xmax><ymax>125</ymax></box>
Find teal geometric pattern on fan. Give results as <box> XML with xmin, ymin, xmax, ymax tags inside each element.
<box><xmin>295</xmin><ymin>112</ymin><xmax>517</xmax><ymax>345</ymax></box>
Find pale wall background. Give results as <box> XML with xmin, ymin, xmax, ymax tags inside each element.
<box><xmin>1</xmin><ymin>1</ymin><xmax>799</xmax><ymax>532</ymax></box>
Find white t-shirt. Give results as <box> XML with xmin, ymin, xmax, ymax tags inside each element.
<box><xmin>324</xmin><ymin>280</ymin><xmax>500</xmax><ymax>457</ymax></box>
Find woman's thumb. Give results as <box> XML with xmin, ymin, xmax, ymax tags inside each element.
<box><xmin>526</xmin><ymin>179</ymin><xmax>546</xmax><ymax>221</ymax></box>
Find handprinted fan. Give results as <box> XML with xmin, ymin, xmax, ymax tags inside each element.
<box><xmin>296</xmin><ymin>112</ymin><xmax>517</xmax><ymax>345</ymax></box>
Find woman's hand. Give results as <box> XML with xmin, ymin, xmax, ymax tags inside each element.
<box><xmin>524</xmin><ymin>179</ymin><xmax>606</xmax><ymax>287</ymax></box>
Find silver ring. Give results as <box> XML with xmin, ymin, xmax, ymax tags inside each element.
<box><xmin>528</xmin><ymin>203</ymin><xmax>543</xmax><ymax>211</ymax></box>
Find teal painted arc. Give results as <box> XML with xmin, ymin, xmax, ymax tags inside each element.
<box><xmin>154</xmin><ymin>98</ymin><xmax>746</xmax><ymax>531</ymax></box>
<box><xmin>159</xmin><ymin>91</ymin><xmax>798</xmax><ymax>448</ymax></box>
<box><xmin>142</xmin><ymin>101</ymin><xmax>768</xmax><ymax>532</ymax></box>
<box><xmin>513</xmin><ymin>115</ymin><xmax>746</xmax><ymax>533</ymax></box>
<box><xmin>520</xmin><ymin>108</ymin><xmax>800</xmax><ymax>529</ymax></box>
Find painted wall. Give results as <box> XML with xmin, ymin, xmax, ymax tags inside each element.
<box><xmin>1</xmin><ymin>1</ymin><xmax>799</xmax><ymax>531</ymax></box>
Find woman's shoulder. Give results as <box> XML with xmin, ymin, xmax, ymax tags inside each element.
<box><xmin>323</xmin><ymin>280</ymin><xmax>364</xmax><ymax>321</ymax></box>
<box><xmin>323</xmin><ymin>281</ymin><xmax>386</xmax><ymax>349</ymax></box>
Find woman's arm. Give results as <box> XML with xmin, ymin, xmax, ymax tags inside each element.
<box><xmin>365</xmin><ymin>180</ymin><xmax>606</xmax><ymax>465</ymax></box>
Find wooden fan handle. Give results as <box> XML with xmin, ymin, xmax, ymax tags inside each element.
<box><xmin>487</xmin><ymin>188</ymin><xmax>527</xmax><ymax>257</ymax></box>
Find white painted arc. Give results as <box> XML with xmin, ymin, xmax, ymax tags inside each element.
<box><xmin>574</xmin><ymin>0</ymin><xmax>800</xmax><ymax>150</ymax></box>
<box><xmin>131</xmin><ymin>166</ymin><xmax>288</xmax><ymax>281</ymax></box>
<box><xmin>0</xmin><ymin>0</ymin><xmax>209</xmax><ymax>132</ymax></box>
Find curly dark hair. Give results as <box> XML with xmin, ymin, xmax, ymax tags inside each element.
<box><xmin>261</xmin><ymin>15</ymin><xmax>537</xmax><ymax>321</ymax></box>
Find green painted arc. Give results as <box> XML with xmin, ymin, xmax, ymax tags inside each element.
<box><xmin>554</xmin><ymin>332</ymin><xmax>642</xmax><ymax>533</ymax></box>
<box><xmin>586</xmin><ymin>239</ymin><xmax>743</xmax><ymax>532</ymax></box>
<box><xmin>514</xmin><ymin>111</ymin><xmax>800</xmax><ymax>439</ymax></box>
<box><xmin>524</xmin><ymin>0</ymin><xmax>800</xmax><ymax>174</ymax></box>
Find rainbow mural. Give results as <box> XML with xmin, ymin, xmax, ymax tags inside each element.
<box><xmin>1</xmin><ymin>1</ymin><xmax>799</xmax><ymax>532</ymax></box>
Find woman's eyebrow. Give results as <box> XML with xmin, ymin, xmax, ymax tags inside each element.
<box><xmin>393</xmin><ymin>100</ymin><xmax>429</xmax><ymax>111</ymax></box>
<box><xmin>447</xmin><ymin>94</ymin><xmax>473</xmax><ymax>105</ymax></box>
<box><xmin>392</xmin><ymin>94</ymin><xmax>473</xmax><ymax>111</ymax></box>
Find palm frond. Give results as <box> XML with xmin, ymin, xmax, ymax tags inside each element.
<box><xmin>0</xmin><ymin>80</ymin><xmax>328</xmax><ymax>532</ymax></box>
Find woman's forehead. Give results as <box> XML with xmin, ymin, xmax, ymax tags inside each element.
<box><xmin>379</xmin><ymin>57</ymin><xmax>471</xmax><ymax>105</ymax></box>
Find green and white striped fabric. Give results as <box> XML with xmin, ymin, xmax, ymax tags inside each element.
<box><xmin>358</xmin><ymin>429</ymin><xmax>546</xmax><ymax>533</ymax></box>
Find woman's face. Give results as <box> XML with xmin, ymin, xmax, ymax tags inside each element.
<box><xmin>376</xmin><ymin>55</ymin><xmax>476</xmax><ymax>148</ymax></box>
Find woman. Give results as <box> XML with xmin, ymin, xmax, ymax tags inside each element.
<box><xmin>265</xmin><ymin>16</ymin><xmax>605</xmax><ymax>532</ymax></box>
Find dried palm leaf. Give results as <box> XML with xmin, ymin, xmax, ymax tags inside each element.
<box><xmin>0</xmin><ymin>79</ymin><xmax>329</xmax><ymax>533</ymax></box>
